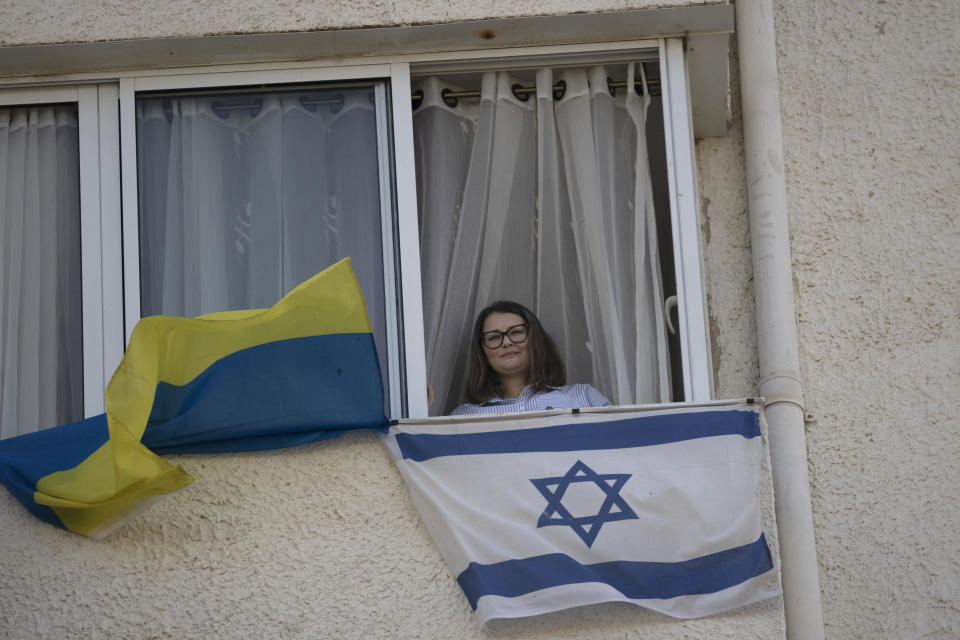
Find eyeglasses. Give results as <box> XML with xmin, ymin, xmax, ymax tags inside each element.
<box><xmin>480</xmin><ymin>323</ymin><xmax>529</xmax><ymax>349</ymax></box>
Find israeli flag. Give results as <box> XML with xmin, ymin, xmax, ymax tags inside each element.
<box><xmin>384</xmin><ymin>400</ymin><xmax>780</xmax><ymax>624</ymax></box>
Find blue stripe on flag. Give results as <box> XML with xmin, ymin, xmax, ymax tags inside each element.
<box><xmin>397</xmin><ymin>410</ymin><xmax>760</xmax><ymax>462</ymax></box>
<box><xmin>0</xmin><ymin>413</ymin><xmax>111</xmax><ymax>529</ymax></box>
<box><xmin>457</xmin><ymin>533</ymin><xmax>774</xmax><ymax>609</ymax></box>
<box><xmin>141</xmin><ymin>333</ymin><xmax>387</xmax><ymax>454</ymax></box>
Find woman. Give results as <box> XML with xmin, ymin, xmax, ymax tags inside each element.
<box><xmin>450</xmin><ymin>301</ymin><xmax>611</xmax><ymax>415</ymax></box>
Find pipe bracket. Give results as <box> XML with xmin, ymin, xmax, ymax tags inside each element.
<box><xmin>757</xmin><ymin>373</ymin><xmax>805</xmax><ymax>412</ymax></box>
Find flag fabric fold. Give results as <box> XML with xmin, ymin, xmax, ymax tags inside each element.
<box><xmin>0</xmin><ymin>258</ymin><xmax>387</xmax><ymax>538</ymax></box>
<box><xmin>384</xmin><ymin>401</ymin><xmax>780</xmax><ymax>624</ymax></box>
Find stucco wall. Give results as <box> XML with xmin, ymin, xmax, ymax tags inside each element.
<box><xmin>705</xmin><ymin>1</ymin><xmax>960</xmax><ymax>638</ymax></box>
<box><xmin>0</xmin><ymin>429</ymin><xmax>784</xmax><ymax>639</ymax></box>
<box><xmin>770</xmin><ymin>1</ymin><xmax>960</xmax><ymax>638</ymax></box>
<box><xmin>0</xmin><ymin>0</ymin><xmax>721</xmax><ymax>46</ymax></box>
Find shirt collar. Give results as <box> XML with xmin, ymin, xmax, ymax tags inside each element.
<box><xmin>479</xmin><ymin>385</ymin><xmax>556</xmax><ymax>406</ymax></box>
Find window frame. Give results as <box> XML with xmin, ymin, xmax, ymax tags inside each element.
<box><xmin>119</xmin><ymin>65</ymin><xmax>408</xmax><ymax>416</ymax></box>
<box><xmin>0</xmin><ymin>85</ymin><xmax>122</xmax><ymax>419</ymax></box>
<box><xmin>659</xmin><ymin>38</ymin><xmax>714</xmax><ymax>402</ymax></box>
<box><xmin>0</xmin><ymin>35</ymin><xmax>714</xmax><ymax>422</ymax></box>
<box><xmin>397</xmin><ymin>38</ymin><xmax>714</xmax><ymax>411</ymax></box>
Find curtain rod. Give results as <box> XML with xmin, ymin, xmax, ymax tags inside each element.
<box><xmin>209</xmin><ymin>96</ymin><xmax>347</xmax><ymax>117</ymax></box>
<box><xmin>196</xmin><ymin>75</ymin><xmax>664</xmax><ymax>117</ymax></box>
<box><xmin>412</xmin><ymin>77</ymin><xmax>661</xmax><ymax>110</ymax></box>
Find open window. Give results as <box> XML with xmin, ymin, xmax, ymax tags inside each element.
<box><xmin>407</xmin><ymin>43</ymin><xmax>709</xmax><ymax>414</ymax></box>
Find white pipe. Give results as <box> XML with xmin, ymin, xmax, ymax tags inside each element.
<box><xmin>735</xmin><ymin>1</ymin><xmax>826</xmax><ymax>639</ymax></box>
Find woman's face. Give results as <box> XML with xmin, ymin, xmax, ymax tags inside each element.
<box><xmin>481</xmin><ymin>311</ymin><xmax>531</xmax><ymax>381</ymax></box>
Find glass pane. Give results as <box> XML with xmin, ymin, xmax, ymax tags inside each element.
<box><xmin>135</xmin><ymin>84</ymin><xmax>391</xmax><ymax>402</ymax></box>
<box><xmin>0</xmin><ymin>104</ymin><xmax>83</xmax><ymax>437</ymax></box>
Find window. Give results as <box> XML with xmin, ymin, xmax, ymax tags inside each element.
<box><xmin>120</xmin><ymin>68</ymin><xmax>405</xmax><ymax>415</ymax></box>
<box><xmin>133</xmin><ymin>82</ymin><xmax>397</xmax><ymax>411</ymax></box>
<box><xmin>0</xmin><ymin>86</ymin><xmax>121</xmax><ymax>437</ymax></box>
<box><xmin>0</xmin><ymin>99</ymin><xmax>82</xmax><ymax>438</ymax></box>
<box><xmin>0</xmin><ymin>35</ymin><xmax>713</xmax><ymax>430</ymax></box>
<box><xmin>403</xmin><ymin>40</ymin><xmax>712</xmax><ymax>415</ymax></box>
<box><xmin>411</xmin><ymin>57</ymin><xmax>680</xmax><ymax>414</ymax></box>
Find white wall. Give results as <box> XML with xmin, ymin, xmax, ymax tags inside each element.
<box><xmin>0</xmin><ymin>0</ymin><xmax>713</xmax><ymax>46</ymax></box>
<box><xmin>0</xmin><ymin>429</ymin><xmax>784</xmax><ymax>639</ymax></box>
<box><xmin>700</xmin><ymin>1</ymin><xmax>960</xmax><ymax>638</ymax></box>
<box><xmin>773</xmin><ymin>1</ymin><xmax>960</xmax><ymax>637</ymax></box>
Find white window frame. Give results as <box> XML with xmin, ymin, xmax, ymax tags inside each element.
<box><xmin>0</xmin><ymin>35</ymin><xmax>713</xmax><ymax>421</ymax></box>
<box><xmin>119</xmin><ymin>64</ymin><xmax>408</xmax><ymax>415</ymax></box>
<box><xmin>659</xmin><ymin>39</ymin><xmax>714</xmax><ymax>402</ymax></box>
<box><xmin>118</xmin><ymin>63</ymin><xmax>395</xmax><ymax>335</ymax></box>
<box><xmin>0</xmin><ymin>85</ymin><xmax>122</xmax><ymax>418</ymax></box>
<box><xmin>395</xmin><ymin>38</ymin><xmax>713</xmax><ymax>411</ymax></box>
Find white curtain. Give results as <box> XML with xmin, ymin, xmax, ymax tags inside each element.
<box><xmin>415</xmin><ymin>64</ymin><xmax>670</xmax><ymax>415</ymax></box>
<box><xmin>136</xmin><ymin>88</ymin><xmax>388</xmax><ymax>373</ymax></box>
<box><xmin>0</xmin><ymin>106</ymin><xmax>83</xmax><ymax>438</ymax></box>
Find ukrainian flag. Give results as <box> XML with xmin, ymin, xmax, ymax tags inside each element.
<box><xmin>0</xmin><ymin>259</ymin><xmax>387</xmax><ymax>538</ymax></box>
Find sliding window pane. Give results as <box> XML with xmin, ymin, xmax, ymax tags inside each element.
<box><xmin>136</xmin><ymin>84</ymin><xmax>391</xmax><ymax>397</ymax></box>
<box><xmin>0</xmin><ymin>105</ymin><xmax>83</xmax><ymax>437</ymax></box>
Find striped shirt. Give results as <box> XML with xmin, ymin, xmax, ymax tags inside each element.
<box><xmin>449</xmin><ymin>384</ymin><xmax>611</xmax><ymax>416</ymax></box>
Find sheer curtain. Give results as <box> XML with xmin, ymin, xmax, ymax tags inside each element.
<box><xmin>0</xmin><ymin>106</ymin><xmax>83</xmax><ymax>438</ymax></box>
<box><xmin>136</xmin><ymin>87</ymin><xmax>388</xmax><ymax>378</ymax></box>
<box><xmin>415</xmin><ymin>64</ymin><xmax>670</xmax><ymax>414</ymax></box>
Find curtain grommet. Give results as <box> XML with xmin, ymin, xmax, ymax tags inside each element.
<box><xmin>212</xmin><ymin>98</ymin><xmax>262</xmax><ymax>119</ymax></box>
<box><xmin>553</xmin><ymin>80</ymin><xmax>566</xmax><ymax>101</ymax></box>
<box><xmin>299</xmin><ymin>95</ymin><xmax>316</xmax><ymax>112</ymax></box>
<box><xmin>441</xmin><ymin>88</ymin><xmax>459</xmax><ymax>108</ymax></box>
<box><xmin>512</xmin><ymin>84</ymin><xmax>530</xmax><ymax>102</ymax></box>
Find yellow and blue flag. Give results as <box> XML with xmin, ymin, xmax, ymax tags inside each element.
<box><xmin>0</xmin><ymin>258</ymin><xmax>387</xmax><ymax>538</ymax></box>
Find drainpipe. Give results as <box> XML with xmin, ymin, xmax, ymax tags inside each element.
<box><xmin>735</xmin><ymin>1</ymin><xmax>826</xmax><ymax>639</ymax></box>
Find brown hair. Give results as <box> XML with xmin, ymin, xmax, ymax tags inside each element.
<box><xmin>465</xmin><ymin>301</ymin><xmax>566</xmax><ymax>404</ymax></box>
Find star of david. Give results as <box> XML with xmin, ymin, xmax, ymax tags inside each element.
<box><xmin>529</xmin><ymin>459</ymin><xmax>639</xmax><ymax>548</ymax></box>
